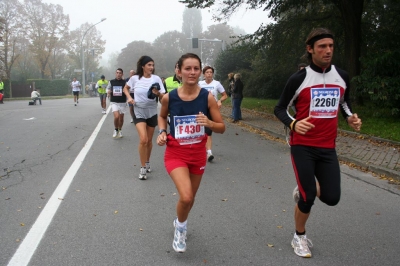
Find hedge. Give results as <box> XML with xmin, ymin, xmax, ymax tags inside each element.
<box><xmin>27</xmin><ymin>79</ymin><xmax>70</xmax><ymax>96</ymax></box>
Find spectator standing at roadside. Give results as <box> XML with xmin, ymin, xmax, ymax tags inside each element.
<box><xmin>231</xmin><ymin>73</ymin><xmax>243</xmax><ymax>122</ymax></box>
<box><xmin>274</xmin><ymin>28</ymin><xmax>362</xmax><ymax>258</ymax></box>
<box><xmin>96</xmin><ymin>75</ymin><xmax>108</xmax><ymax>114</ymax></box>
<box><xmin>227</xmin><ymin>73</ymin><xmax>235</xmax><ymax>118</ymax></box>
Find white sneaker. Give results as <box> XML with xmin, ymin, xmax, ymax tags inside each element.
<box><xmin>293</xmin><ymin>186</ymin><xmax>300</xmax><ymax>203</ymax></box>
<box><xmin>112</xmin><ymin>130</ymin><xmax>118</xmax><ymax>138</ymax></box>
<box><xmin>145</xmin><ymin>162</ymin><xmax>151</xmax><ymax>173</ymax></box>
<box><xmin>117</xmin><ymin>130</ymin><xmax>123</xmax><ymax>138</ymax></box>
<box><xmin>102</xmin><ymin>109</ymin><xmax>106</xmax><ymax>114</ymax></box>
<box><xmin>138</xmin><ymin>167</ymin><xmax>147</xmax><ymax>180</ymax></box>
<box><xmin>291</xmin><ymin>233</ymin><xmax>313</xmax><ymax>258</ymax></box>
<box><xmin>172</xmin><ymin>221</ymin><xmax>187</xmax><ymax>253</ymax></box>
<box><xmin>130</xmin><ymin>118</ymin><xmax>134</xmax><ymax>123</ymax></box>
<box><xmin>207</xmin><ymin>153</ymin><xmax>214</xmax><ymax>162</ymax></box>
<box><xmin>74</xmin><ymin>102</ymin><xmax>77</xmax><ymax>106</ymax></box>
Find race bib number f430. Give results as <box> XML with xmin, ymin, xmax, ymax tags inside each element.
<box><xmin>310</xmin><ymin>88</ymin><xmax>340</xmax><ymax>118</ymax></box>
<box><xmin>174</xmin><ymin>115</ymin><xmax>205</xmax><ymax>145</ymax></box>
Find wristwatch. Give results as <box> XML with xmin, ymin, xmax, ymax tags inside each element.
<box><xmin>158</xmin><ymin>129</ymin><xmax>167</xmax><ymax>135</ymax></box>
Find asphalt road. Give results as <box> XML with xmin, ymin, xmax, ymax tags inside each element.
<box><xmin>1</xmin><ymin>98</ymin><xmax>399</xmax><ymax>266</ymax></box>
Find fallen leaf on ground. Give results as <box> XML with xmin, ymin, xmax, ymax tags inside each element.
<box><xmin>222</xmin><ymin>199</ymin><xmax>228</xmax><ymax>201</ymax></box>
<box><xmin>267</xmin><ymin>244</ymin><xmax>274</xmax><ymax>247</ymax></box>
<box><xmin>277</xmin><ymin>225</ymin><xmax>283</xmax><ymax>229</ymax></box>
<box><xmin>20</xmin><ymin>223</ymin><xmax>25</xmax><ymax>226</ymax></box>
<box><xmin>114</xmin><ymin>211</ymin><xmax>118</xmax><ymax>214</ymax></box>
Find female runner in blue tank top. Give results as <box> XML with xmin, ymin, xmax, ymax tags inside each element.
<box><xmin>157</xmin><ymin>53</ymin><xmax>225</xmax><ymax>253</ymax></box>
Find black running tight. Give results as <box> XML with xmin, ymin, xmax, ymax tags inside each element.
<box><xmin>291</xmin><ymin>145</ymin><xmax>341</xmax><ymax>213</ymax></box>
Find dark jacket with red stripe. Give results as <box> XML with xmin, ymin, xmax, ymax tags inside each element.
<box><xmin>274</xmin><ymin>62</ymin><xmax>353</xmax><ymax>148</ymax></box>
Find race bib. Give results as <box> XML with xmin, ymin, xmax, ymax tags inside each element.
<box><xmin>310</xmin><ymin>88</ymin><xmax>340</xmax><ymax>118</ymax></box>
<box><xmin>113</xmin><ymin>86</ymin><xmax>122</xmax><ymax>96</ymax></box>
<box><xmin>174</xmin><ymin>115</ymin><xmax>205</xmax><ymax>145</ymax></box>
<box><xmin>202</xmin><ymin>86</ymin><xmax>217</xmax><ymax>101</ymax></box>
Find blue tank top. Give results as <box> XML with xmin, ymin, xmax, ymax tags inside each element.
<box><xmin>168</xmin><ymin>88</ymin><xmax>209</xmax><ymax>138</ymax></box>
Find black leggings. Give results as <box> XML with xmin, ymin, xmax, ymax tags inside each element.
<box><xmin>291</xmin><ymin>145</ymin><xmax>341</xmax><ymax>214</ymax></box>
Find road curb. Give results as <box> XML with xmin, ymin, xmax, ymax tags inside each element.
<box><xmin>222</xmin><ymin>113</ymin><xmax>400</xmax><ymax>182</ymax></box>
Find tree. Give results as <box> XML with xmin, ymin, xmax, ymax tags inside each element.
<box><xmin>0</xmin><ymin>17</ymin><xmax>5</xmax><ymax>78</ymax></box>
<box><xmin>23</xmin><ymin>0</ymin><xmax>69</xmax><ymax>79</ymax></box>
<box><xmin>66</xmin><ymin>23</ymin><xmax>106</xmax><ymax>83</ymax></box>
<box><xmin>182</xmin><ymin>8</ymin><xmax>203</xmax><ymax>38</ymax></box>
<box><xmin>117</xmin><ymin>41</ymin><xmax>167</xmax><ymax>77</ymax></box>
<box><xmin>200</xmin><ymin>23</ymin><xmax>236</xmax><ymax>67</ymax></box>
<box><xmin>101</xmin><ymin>51</ymin><xmax>119</xmax><ymax>80</ymax></box>
<box><xmin>180</xmin><ymin>0</ymin><xmax>364</xmax><ymax>80</ymax></box>
<box><xmin>353</xmin><ymin>0</ymin><xmax>400</xmax><ymax>114</ymax></box>
<box><xmin>153</xmin><ymin>30</ymin><xmax>186</xmax><ymax>76</ymax></box>
<box><xmin>0</xmin><ymin>0</ymin><xmax>23</xmax><ymax>81</ymax></box>
<box><xmin>214</xmin><ymin>43</ymin><xmax>253</xmax><ymax>81</ymax></box>
<box><xmin>13</xmin><ymin>37</ymin><xmax>40</xmax><ymax>81</ymax></box>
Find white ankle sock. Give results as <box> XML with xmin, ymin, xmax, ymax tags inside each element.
<box><xmin>177</xmin><ymin>219</ymin><xmax>187</xmax><ymax>228</ymax></box>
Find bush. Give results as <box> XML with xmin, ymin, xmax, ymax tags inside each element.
<box><xmin>27</xmin><ymin>79</ymin><xmax>70</xmax><ymax>96</ymax></box>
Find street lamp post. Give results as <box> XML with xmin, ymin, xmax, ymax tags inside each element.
<box><xmin>88</xmin><ymin>48</ymin><xmax>101</xmax><ymax>83</ymax></box>
<box><xmin>187</xmin><ymin>38</ymin><xmax>224</xmax><ymax>68</ymax></box>
<box><xmin>80</xmin><ymin>18</ymin><xmax>106</xmax><ymax>96</ymax></box>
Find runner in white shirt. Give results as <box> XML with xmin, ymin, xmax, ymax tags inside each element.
<box><xmin>71</xmin><ymin>77</ymin><xmax>81</xmax><ymax>106</ymax></box>
<box><xmin>198</xmin><ymin>66</ymin><xmax>228</xmax><ymax>162</ymax></box>
<box><xmin>123</xmin><ymin>55</ymin><xmax>166</xmax><ymax>180</ymax></box>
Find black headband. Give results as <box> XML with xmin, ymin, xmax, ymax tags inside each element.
<box><xmin>141</xmin><ymin>56</ymin><xmax>153</xmax><ymax>66</ymax></box>
<box><xmin>306</xmin><ymin>34</ymin><xmax>334</xmax><ymax>46</ymax></box>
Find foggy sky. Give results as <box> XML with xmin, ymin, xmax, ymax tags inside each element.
<box><xmin>44</xmin><ymin>0</ymin><xmax>271</xmax><ymax>61</ymax></box>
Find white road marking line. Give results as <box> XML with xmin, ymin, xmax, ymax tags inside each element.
<box><xmin>8</xmin><ymin>108</ymin><xmax>110</xmax><ymax>266</ymax></box>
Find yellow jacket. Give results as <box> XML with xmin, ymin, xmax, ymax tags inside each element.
<box><xmin>96</xmin><ymin>79</ymin><xmax>108</xmax><ymax>94</ymax></box>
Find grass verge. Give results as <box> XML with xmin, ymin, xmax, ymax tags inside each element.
<box><xmin>224</xmin><ymin>97</ymin><xmax>400</xmax><ymax>142</ymax></box>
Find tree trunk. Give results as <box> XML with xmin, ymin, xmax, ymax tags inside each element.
<box><xmin>335</xmin><ymin>0</ymin><xmax>364</xmax><ymax>102</ymax></box>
